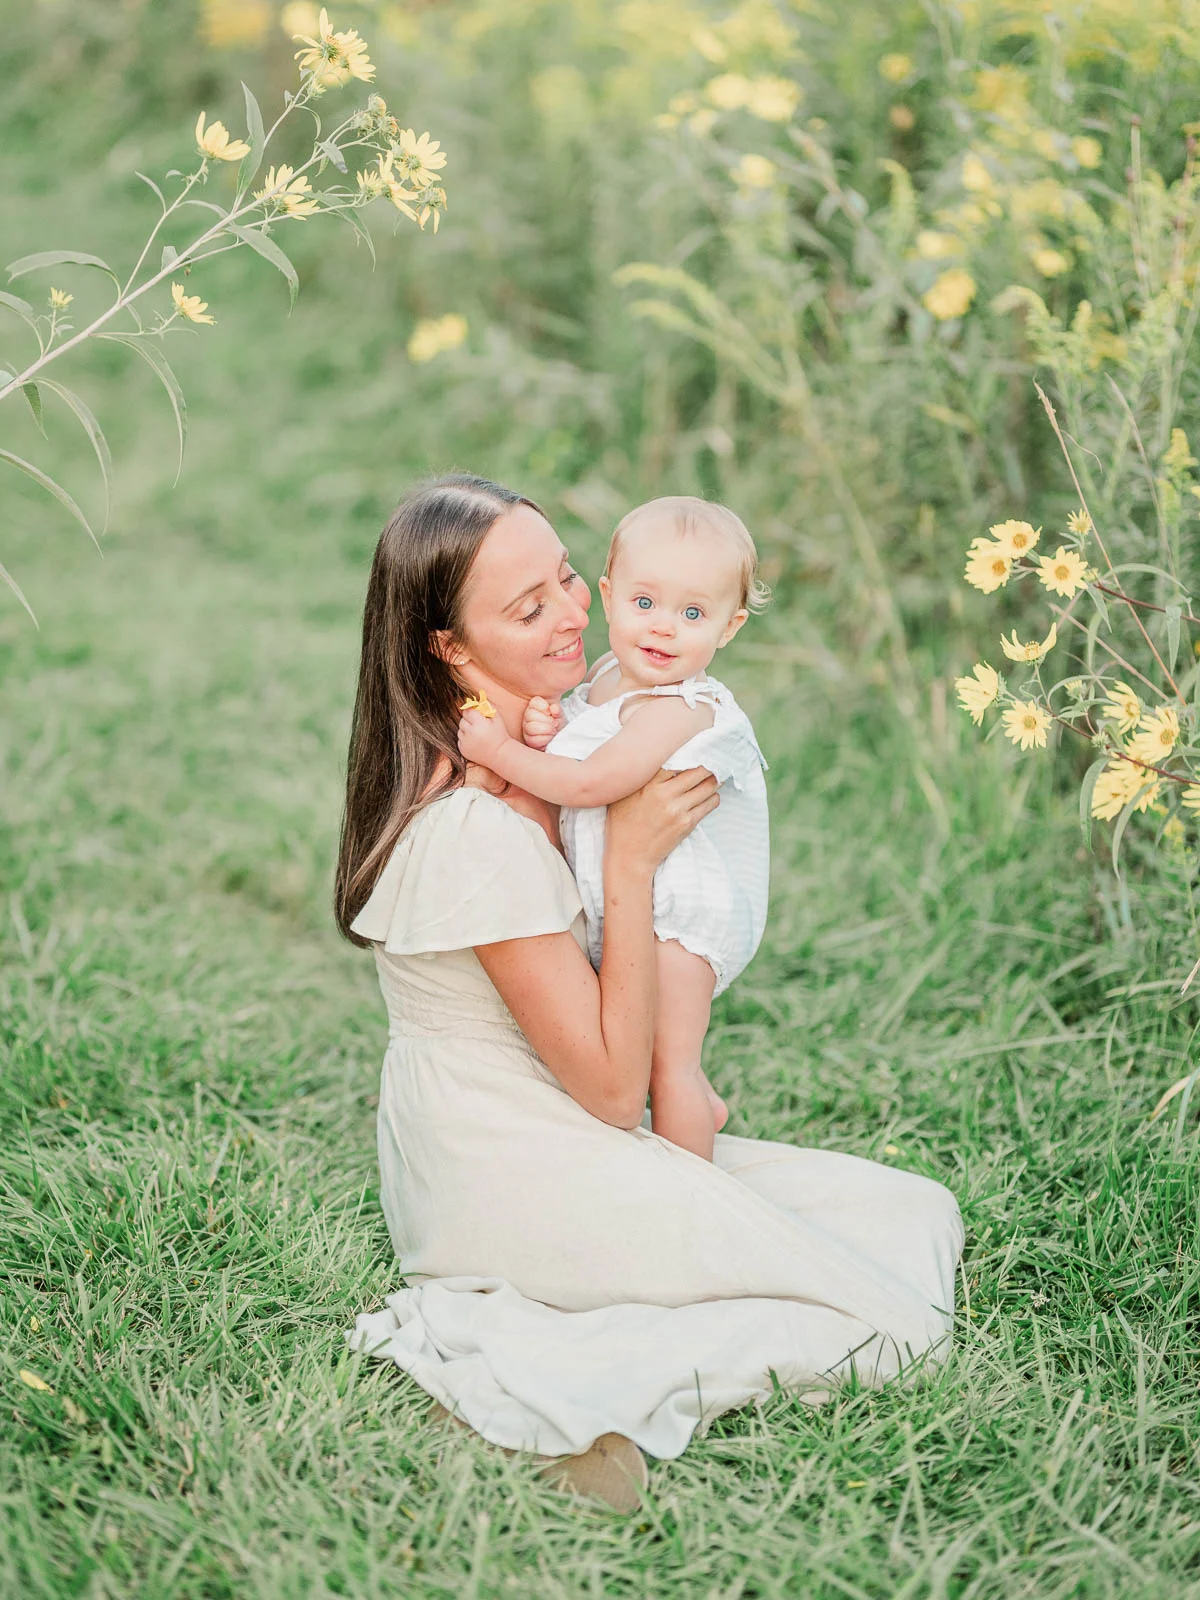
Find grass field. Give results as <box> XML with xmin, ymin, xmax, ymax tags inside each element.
<box><xmin>4</xmin><ymin>421</ymin><xmax>1200</xmax><ymax>1595</ymax></box>
<box><xmin>4</xmin><ymin>7</ymin><xmax>1200</xmax><ymax>1591</ymax></box>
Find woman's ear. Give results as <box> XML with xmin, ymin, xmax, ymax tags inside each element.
<box><xmin>717</xmin><ymin>609</ymin><xmax>749</xmax><ymax>648</ymax></box>
<box><xmin>431</xmin><ymin>630</ymin><xmax>470</xmax><ymax>668</ymax></box>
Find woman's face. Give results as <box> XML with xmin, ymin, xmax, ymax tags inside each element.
<box><xmin>453</xmin><ymin>504</ymin><xmax>592</xmax><ymax>702</ymax></box>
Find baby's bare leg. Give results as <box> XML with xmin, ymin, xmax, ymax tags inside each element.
<box><xmin>650</xmin><ymin>940</ymin><xmax>722</xmax><ymax>1161</ymax></box>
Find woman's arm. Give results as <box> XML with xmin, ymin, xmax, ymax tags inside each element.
<box><xmin>459</xmin><ymin>696</ymin><xmax>714</xmax><ymax>808</ymax></box>
<box><xmin>473</xmin><ymin>767</ymin><xmax>719</xmax><ymax>1128</ymax></box>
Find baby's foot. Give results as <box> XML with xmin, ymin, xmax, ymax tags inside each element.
<box><xmin>706</xmin><ymin>1084</ymin><xmax>729</xmax><ymax>1134</ymax></box>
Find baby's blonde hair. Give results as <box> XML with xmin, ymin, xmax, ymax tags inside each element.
<box><xmin>604</xmin><ymin>495</ymin><xmax>770</xmax><ymax>613</ymax></box>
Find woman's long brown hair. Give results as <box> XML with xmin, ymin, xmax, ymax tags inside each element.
<box><xmin>335</xmin><ymin>474</ymin><xmax>542</xmax><ymax>945</ymax></box>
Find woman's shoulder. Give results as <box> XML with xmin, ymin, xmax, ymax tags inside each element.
<box><xmin>350</xmin><ymin>786</ymin><xmax>583</xmax><ymax>954</ymax></box>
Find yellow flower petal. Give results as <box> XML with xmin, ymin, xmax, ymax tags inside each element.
<box><xmin>1001</xmin><ymin>700</ymin><xmax>1050</xmax><ymax>750</ymax></box>
<box><xmin>459</xmin><ymin>691</ymin><xmax>496</xmax><ymax>719</ymax></box>
<box><xmin>955</xmin><ymin>662</ymin><xmax>1000</xmax><ymax>724</ymax></box>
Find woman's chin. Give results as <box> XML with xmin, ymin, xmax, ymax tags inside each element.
<box><xmin>540</xmin><ymin>639</ymin><xmax>588</xmax><ymax>693</ymax></box>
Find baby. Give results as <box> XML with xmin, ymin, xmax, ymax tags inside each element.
<box><xmin>458</xmin><ymin>496</ymin><xmax>769</xmax><ymax>1161</ymax></box>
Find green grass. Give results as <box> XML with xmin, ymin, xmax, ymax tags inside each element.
<box><xmin>3</xmin><ymin>484</ymin><xmax>1200</xmax><ymax>1596</ymax></box>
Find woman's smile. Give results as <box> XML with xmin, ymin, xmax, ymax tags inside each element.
<box><xmin>546</xmin><ymin>636</ymin><xmax>584</xmax><ymax>662</ymax></box>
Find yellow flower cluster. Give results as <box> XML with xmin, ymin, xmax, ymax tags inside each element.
<box><xmin>704</xmin><ymin>73</ymin><xmax>801</xmax><ymax>122</ymax></box>
<box><xmin>407</xmin><ymin>314</ymin><xmax>468</xmax><ymax>363</ymax></box>
<box><xmin>293</xmin><ymin>8</ymin><xmax>374</xmax><ymax>92</ymax></box>
<box><xmin>963</xmin><ymin>517</ymin><xmax>1090</xmax><ymax>599</ymax></box>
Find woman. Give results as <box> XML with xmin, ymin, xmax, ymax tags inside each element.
<box><xmin>338</xmin><ymin>474</ymin><xmax>963</xmax><ymax>1508</ymax></box>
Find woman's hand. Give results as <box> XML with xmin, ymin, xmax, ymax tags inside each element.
<box><xmin>606</xmin><ymin>767</ymin><xmax>719</xmax><ymax>879</ymax></box>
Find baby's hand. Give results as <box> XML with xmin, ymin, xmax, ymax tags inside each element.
<box><xmin>458</xmin><ymin>708</ymin><xmax>510</xmax><ymax>766</ymax></box>
<box><xmin>522</xmin><ymin>696</ymin><xmax>564</xmax><ymax>750</ymax></box>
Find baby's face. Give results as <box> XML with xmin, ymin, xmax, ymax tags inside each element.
<box><xmin>599</xmin><ymin>515</ymin><xmax>748</xmax><ymax>686</ymax></box>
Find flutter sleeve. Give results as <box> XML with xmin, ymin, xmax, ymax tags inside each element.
<box><xmin>349</xmin><ymin>787</ymin><xmax>584</xmax><ymax>955</ymax></box>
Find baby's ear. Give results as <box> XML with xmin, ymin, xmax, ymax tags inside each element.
<box><xmin>597</xmin><ymin>575</ymin><xmax>613</xmax><ymax>620</ymax></box>
<box><xmin>717</xmin><ymin>608</ymin><xmax>749</xmax><ymax>647</ymax></box>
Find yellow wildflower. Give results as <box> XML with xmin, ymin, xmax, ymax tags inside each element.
<box><xmin>1066</xmin><ymin>509</ymin><xmax>1092</xmax><ymax>534</ymax></box>
<box><xmin>1036</xmin><ymin>545</ymin><xmax>1088</xmax><ymax>598</ymax></box>
<box><xmin>19</xmin><ymin>1370</ymin><xmax>53</xmax><ymax>1393</ymax></box>
<box><xmin>691</xmin><ymin>26</ymin><xmax>727</xmax><ymax>63</ymax></box>
<box><xmin>1128</xmin><ymin>705</ymin><xmax>1181</xmax><ymax>764</ymax></box>
<box><xmin>923</xmin><ymin>267</ymin><xmax>976</xmax><ymax>320</ymax></box>
<box><xmin>744</xmin><ymin>76</ymin><xmax>801</xmax><ymax>122</ymax></box>
<box><xmin>961</xmin><ymin>152</ymin><xmax>994</xmax><ymax>193</ymax></box>
<box><xmin>1091</xmin><ymin>757</ymin><xmax>1160</xmax><ymax>819</ymax></box>
<box><xmin>254</xmin><ymin>164</ymin><xmax>319</xmax><ymax>217</ymax></box>
<box><xmin>879</xmin><ymin>53</ymin><xmax>913</xmax><ymax>83</ymax></box>
<box><xmin>1031</xmin><ymin>129</ymin><xmax>1064</xmax><ymax>163</ymax></box>
<box><xmin>195</xmin><ymin>111</ymin><xmax>251</xmax><ymax>163</ymax></box>
<box><xmin>356</xmin><ymin>166</ymin><xmax>386</xmax><ymax>199</ymax></box>
<box><xmin>1031</xmin><ymin>247</ymin><xmax>1070</xmax><ymax>277</ymax></box>
<box><xmin>964</xmin><ymin>538</ymin><xmax>1012</xmax><ymax>593</ymax></box>
<box><xmin>392</xmin><ymin>129</ymin><xmax>447</xmax><ymax>189</ymax></box>
<box><xmin>293</xmin><ymin>7</ymin><xmax>374</xmax><ymax>91</ymax></box>
<box><xmin>1182</xmin><ymin>784</ymin><xmax>1200</xmax><ymax>814</ymax></box>
<box><xmin>1163</xmin><ymin>428</ymin><xmax>1196</xmax><ymax>474</ymax></box>
<box><xmin>1002</xmin><ymin>700</ymin><xmax>1051</xmax><ymax>750</ymax></box>
<box><xmin>954</xmin><ymin>662</ymin><xmax>1000</xmax><ymax>724</ymax></box>
<box><xmin>1000</xmin><ymin>622</ymin><xmax>1057</xmax><ymax>663</ymax></box>
<box><xmin>989</xmin><ymin>519</ymin><xmax>1040</xmax><ymax>558</ymax></box>
<box><xmin>1071</xmin><ymin>135</ymin><xmax>1102</xmax><ymax>169</ymax></box>
<box><xmin>1164</xmin><ymin>814</ymin><xmax>1186</xmax><ymax>847</ymax></box>
<box><xmin>733</xmin><ymin>154</ymin><xmax>777</xmax><ymax>189</ymax></box>
<box><xmin>1102</xmin><ymin>682</ymin><xmax>1142</xmax><ymax>735</ymax></box>
<box><xmin>915</xmin><ymin>231</ymin><xmax>963</xmax><ymax>260</ymax></box>
<box><xmin>706</xmin><ymin>73</ymin><xmax>752</xmax><ymax>110</ymax></box>
<box><xmin>889</xmin><ymin>105</ymin><xmax>916</xmax><ymax>132</ymax></box>
<box><xmin>170</xmin><ymin>282</ymin><xmax>215</xmax><ymax>325</ymax></box>
<box><xmin>459</xmin><ymin>689</ymin><xmax>495</xmax><ymax>718</ymax></box>
<box><xmin>48</xmin><ymin>288</ymin><xmax>73</xmax><ymax>309</ymax></box>
<box><xmin>201</xmin><ymin>0</ymin><xmax>271</xmax><ymax>50</ymax></box>
<box><xmin>407</xmin><ymin>314</ymin><xmax>468</xmax><ymax>363</ymax></box>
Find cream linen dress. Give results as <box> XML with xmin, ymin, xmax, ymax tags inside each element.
<box><xmin>347</xmin><ymin>786</ymin><xmax>964</xmax><ymax>1461</ymax></box>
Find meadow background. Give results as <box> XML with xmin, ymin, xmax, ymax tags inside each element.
<box><xmin>3</xmin><ymin>1</ymin><xmax>1200</xmax><ymax>1594</ymax></box>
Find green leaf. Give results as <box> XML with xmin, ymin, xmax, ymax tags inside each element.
<box><xmin>6</xmin><ymin>249</ymin><xmax>119</xmax><ymax>290</ymax></box>
<box><xmin>1079</xmin><ymin>755</ymin><xmax>1108</xmax><ymax>851</ymax></box>
<box><xmin>226</xmin><ymin>223</ymin><xmax>298</xmax><ymax>309</ymax></box>
<box><xmin>160</xmin><ymin>245</ymin><xmax>178</xmax><ymax>273</ymax></box>
<box><xmin>318</xmin><ymin>138</ymin><xmax>347</xmax><ymax>173</ymax></box>
<box><xmin>1165</xmin><ymin>603</ymin><xmax>1182</xmax><ymax>671</ymax></box>
<box><xmin>1111</xmin><ymin>780</ymin><xmax>1155</xmax><ymax>879</ymax></box>
<box><xmin>97</xmin><ymin>332</ymin><xmax>186</xmax><ymax>483</ymax></box>
<box><xmin>336</xmin><ymin>206</ymin><xmax>377</xmax><ymax>268</ymax></box>
<box><xmin>0</xmin><ymin>447</ymin><xmax>98</xmax><ymax>547</ymax></box>
<box><xmin>239</xmin><ymin>82</ymin><xmax>267</xmax><ymax>190</ymax></box>
<box><xmin>135</xmin><ymin>171</ymin><xmax>168</xmax><ymax>211</ymax></box>
<box><xmin>40</xmin><ymin>378</ymin><xmax>112</xmax><ymax>534</ymax></box>
<box><xmin>0</xmin><ymin>558</ymin><xmax>37</xmax><ymax>626</ymax></box>
<box><xmin>0</xmin><ymin>289</ymin><xmax>38</xmax><ymax>328</ymax></box>
<box><xmin>20</xmin><ymin>382</ymin><xmax>44</xmax><ymax>436</ymax></box>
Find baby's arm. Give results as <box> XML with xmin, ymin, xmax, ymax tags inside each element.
<box><xmin>459</xmin><ymin>697</ymin><xmax>715</xmax><ymax>808</ymax></box>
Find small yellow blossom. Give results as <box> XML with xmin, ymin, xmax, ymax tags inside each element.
<box><xmin>1164</xmin><ymin>814</ymin><xmax>1187</xmax><ymax>847</ymax></box>
<box><xmin>688</xmin><ymin>109</ymin><xmax>719</xmax><ymax>137</ymax></box>
<box><xmin>1036</xmin><ymin>545</ymin><xmax>1088</xmax><ymax>597</ymax></box>
<box><xmin>48</xmin><ymin>287</ymin><xmax>73</xmax><ymax>310</ymax></box>
<box><xmin>392</xmin><ymin>129</ymin><xmax>447</xmax><ymax>189</ymax></box>
<box><xmin>1000</xmin><ymin>622</ymin><xmax>1057</xmax><ymax>663</ymax></box>
<box><xmin>744</xmin><ymin>76</ymin><xmax>802</xmax><ymax>122</ymax></box>
<box><xmin>459</xmin><ymin>689</ymin><xmax>495</xmax><ymax>718</ymax></box>
<box><xmin>29</xmin><ymin>1315</ymin><xmax>40</xmax><ymax>1332</ymax></box>
<box><xmin>1091</xmin><ymin>757</ymin><xmax>1159</xmax><ymax>819</ymax></box>
<box><xmin>356</xmin><ymin>166</ymin><xmax>386</xmax><ymax>199</ymax></box>
<box><xmin>915</xmin><ymin>230</ymin><xmax>963</xmax><ymax>260</ymax></box>
<box><xmin>1163</xmin><ymin>428</ymin><xmax>1197</xmax><ymax>474</ymax></box>
<box><xmin>171</xmin><ymin>282</ymin><xmax>215</xmax><ymax>325</ymax></box>
<box><xmin>1031</xmin><ymin>129</ymin><xmax>1064</xmax><ymax>163</ymax></box>
<box><xmin>201</xmin><ymin>0</ymin><xmax>271</xmax><ymax>50</ymax></box>
<box><xmin>961</xmin><ymin>152</ymin><xmax>995</xmax><ymax>193</ymax></box>
<box><xmin>923</xmin><ymin>267</ymin><xmax>976</xmax><ymax>320</ymax></box>
<box><xmin>19</xmin><ymin>1370</ymin><xmax>53</xmax><ymax>1393</ymax></box>
<box><xmin>706</xmin><ymin>73</ymin><xmax>752</xmax><ymax>110</ymax></box>
<box><xmin>1002</xmin><ymin>700</ymin><xmax>1051</xmax><ymax>750</ymax></box>
<box><xmin>408</xmin><ymin>313</ymin><xmax>468</xmax><ymax>363</ymax></box>
<box><xmin>255</xmin><ymin>164</ymin><xmax>319</xmax><ymax>216</ymax></box>
<box><xmin>1102</xmin><ymin>682</ymin><xmax>1142</xmax><ymax>735</ymax></box>
<box><xmin>1066</xmin><ymin>508</ymin><xmax>1092</xmax><ymax>535</ymax></box>
<box><xmin>733</xmin><ymin>154</ymin><xmax>777</xmax><ymax>189</ymax></box>
<box><xmin>1128</xmin><ymin>705</ymin><xmax>1181</xmax><ymax>763</ymax></box>
<box><xmin>1182</xmin><ymin>784</ymin><xmax>1200</xmax><ymax>814</ymax></box>
<box><xmin>1031</xmin><ymin>247</ymin><xmax>1070</xmax><ymax>277</ymax></box>
<box><xmin>889</xmin><ymin>105</ymin><xmax>916</xmax><ymax>132</ymax></box>
<box><xmin>294</xmin><ymin>7</ymin><xmax>374</xmax><ymax>91</ymax></box>
<box><xmin>955</xmin><ymin>661</ymin><xmax>1000</xmax><ymax>724</ymax></box>
<box><xmin>964</xmin><ymin>538</ymin><xmax>1012</xmax><ymax>593</ymax></box>
<box><xmin>989</xmin><ymin>518</ymin><xmax>1040</xmax><ymax>558</ymax></box>
<box><xmin>691</xmin><ymin>26</ymin><xmax>727</xmax><ymax>63</ymax></box>
<box><xmin>195</xmin><ymin>112</ymin><xmax>252</xmax><ymax>163</ymax></box>
<box><xmin>1071</xmin><ymin>135</ymin><xmax>1102</xmax><ymax>169</ymax></box>
<box><xmin>879</xmin><ymin>53</ymin><xmax>913</xmax><ymax>83</ymax></box>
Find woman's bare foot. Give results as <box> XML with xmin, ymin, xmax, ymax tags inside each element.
<box><xmin>706</xmin><ymin>1083</ymin><xmax>729</xmax><ymax>1133</ymax></box>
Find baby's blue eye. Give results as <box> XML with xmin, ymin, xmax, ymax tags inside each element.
<box><xmin>635</xmin><ymin>596</ymin><xmax>653</xmax><ymax>610</ymax></box>
<box><xmin>684</xmin><ymin>605</ymin><xmax>702</xmax><ymax>621</ymax></box>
